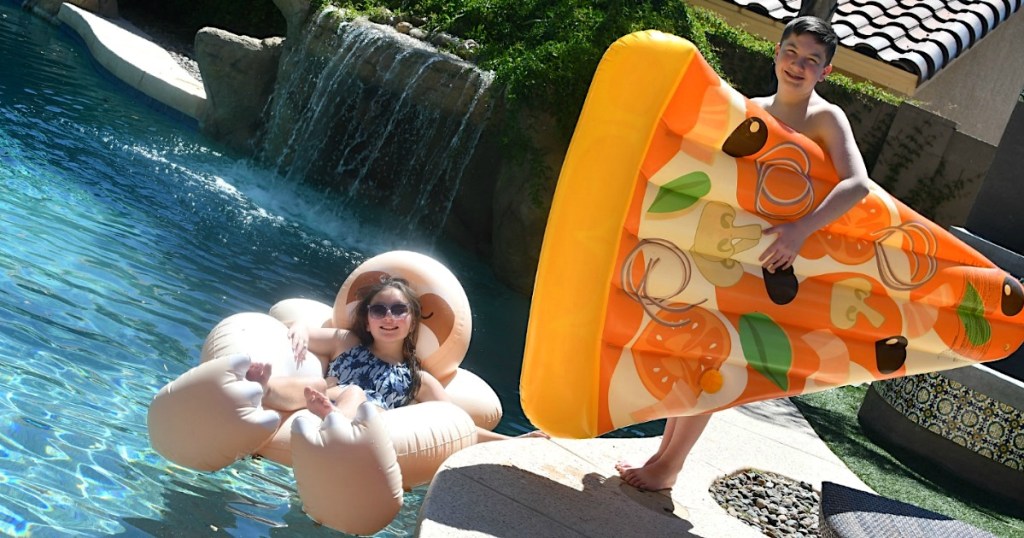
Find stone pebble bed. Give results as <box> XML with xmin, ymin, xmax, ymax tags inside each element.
<box><xmin>710</xmin><ymin>469</ymin><xmax>822</xmax><ymax>537</ymax></box>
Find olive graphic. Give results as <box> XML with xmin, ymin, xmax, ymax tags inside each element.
<box><xmin>1001</xmin><ymin>276</ymin><xmax>1023</xmax><ymax>316</ymax></box>
<box><xmin>762</xmin><ymin>265</ymin><xmax>798</xmax><ymax>305</ymax></box>
<box><xmin>875</xmin><ymin>336</ymin><xmax>908</xmax><ymax>374</ymax></box>
<box><xmin>723</xmin><ymin>117</ymin><xmax>768</xmax><ymax>157</ymax></box>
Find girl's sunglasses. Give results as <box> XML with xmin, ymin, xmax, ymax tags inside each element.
<box><xmin>367</xmin><ymin>303</ymin><xmax>410</xmax><ymax>319</ymax></box>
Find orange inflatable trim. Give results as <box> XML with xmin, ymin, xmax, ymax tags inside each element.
<box><xmin>520</xmin><ymin>31</ymin><xmax>1024</xmax><ymax>439</ymax></box>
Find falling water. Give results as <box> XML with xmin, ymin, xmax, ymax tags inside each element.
<box><xmin>257</xmin><ymin>10</ymin><xmax>495</xmax><ymax>240</ymax></box>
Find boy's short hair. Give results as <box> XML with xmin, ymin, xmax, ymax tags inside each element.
<box><xmin>781</xmin><ymin>16</ymin><xmax>839</xmax><ymax>63</ymax></box>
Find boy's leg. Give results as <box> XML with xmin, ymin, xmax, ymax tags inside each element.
<box><xmin>617</xmin><ymin>414</ymin><xmax>712</xmax><ymax>491</ymax></box>
<box><xmin>616</xmin><ymin>416</ymin><xmax>681</xmax><ymax>471</ymax></box>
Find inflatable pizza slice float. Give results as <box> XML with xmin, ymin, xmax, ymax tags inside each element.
<box><xmin>519</xmin><ymin>31</ymin><xmax>1024</xmax><ymax>439</ymax></box>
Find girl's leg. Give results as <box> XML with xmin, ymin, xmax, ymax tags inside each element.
<box><xmin>304</xmin><ymin>385</ymin><xmax>367</xmax><ymax>420</ymax></box>
<box><xmin>616</xmin><ymin>414</ymin><xmax>712</xmax><ymax>491</ymax></box>
<box><xmin>246</xmin><ymin>362</ymin><xmax>327</xmax><ymax>411</ymax></box>
<box><xmin>474</xmin><ymin>428</ymin><xmax>549</xmax><ymax>443</ymax></box>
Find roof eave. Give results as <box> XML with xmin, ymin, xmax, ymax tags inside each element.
<box><xmin>690</xmin><ymin>0</ymin><xmax>920</xmax><ymax>96</ymax></box>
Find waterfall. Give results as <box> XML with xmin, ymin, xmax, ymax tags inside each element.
<box><xmin>257</xmin><ymin>10</ymin><xmax>495</xmax><ymax>240</ymax></box>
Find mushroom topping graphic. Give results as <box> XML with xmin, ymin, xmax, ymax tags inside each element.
<box><xmin>691</xmin><ymin>202</ymin><xmax>762</xmax><ymax>287</ymax></box>
<box><xmin>830</xmin><ymin>277</ymin><xmax>886</xmax><ymax>330</ymax></box>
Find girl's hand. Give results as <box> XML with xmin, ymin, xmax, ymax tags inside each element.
<box><xmin>325</xmin><ymin>376</ymin><xmax>339</xmax><ymax>388</ymax></box>
<box><xmin>287</xmin><ymin>323</ymin><xmax>311</xmax><ymax>363</ymax></box>
<box><xmin>759</xmin><ymin>221</ymin><xmax>813</xmax><ymax>272</ymax></box>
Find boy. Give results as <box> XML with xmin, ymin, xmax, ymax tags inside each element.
<box><xmin>615</xmin><ymin>16</ymin><xmax>872</xmax><ymax>491</ymax></box>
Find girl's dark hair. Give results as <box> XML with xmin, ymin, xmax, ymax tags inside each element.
<box><xmin>351</xmin><ymin>276</ymin><xmax>423</xmax><ymax>398</ymax></box>
<box><xmin>781</xmin><ymin>15</ymin><xmax>839</xmax><ymax>63</ymax></box>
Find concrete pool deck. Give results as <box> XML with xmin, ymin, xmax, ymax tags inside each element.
<box><xmin>56</xmin><ymin>5</ymin><xmax>874</xmax><ymax>536</ymax></box>
<box><xmin>419</xmin><ymin>398</ymin><xmax>872</xmax><ymax>537</ymax></box>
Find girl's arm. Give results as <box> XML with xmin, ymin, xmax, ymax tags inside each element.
<box><xmin>287</xmin><ymin>323</ymin><xmax>359</xmax><ymax>370</ymax></box>
<box><xmin>413</xmin><ymin>371</ymin><xmax>451</xmax><ymax>403</ymax></box>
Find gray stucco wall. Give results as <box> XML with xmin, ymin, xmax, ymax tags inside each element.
<box><xmin>966</xmin><ymin>101</ymin><xmax>1024</xmax><ymax>254</ymax></box>
<box><xmin>913</xmin><ymin>10</ymin><xmax>1024</xmax><ymax>146</ymax></box>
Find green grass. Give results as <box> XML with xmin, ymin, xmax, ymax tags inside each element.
<box><xmin>792</xmin><ymin>386</ymin><xmax>1024</xmax><ymax>537</ymax></box>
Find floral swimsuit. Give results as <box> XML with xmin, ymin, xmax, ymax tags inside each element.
<box><xmin>326</xmin><ymin>344</ymin><xmax>414</xmax><ymax>409</ymax></box>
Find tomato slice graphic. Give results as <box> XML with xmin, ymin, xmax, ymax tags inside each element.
<box><xmin>632</xmin><ymin>306</ymin><xmax>731</xmax><ymax>400</ymax></box>
<box><xmin>803</xmin><ymin>193</ymin><xmax>891</xmax><ymax>265</ymax></box>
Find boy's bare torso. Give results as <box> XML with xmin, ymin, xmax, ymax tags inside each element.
<box><xmin>751</xmin><ymin>93</ymin><xmax>839</xmax><ymax>150</ymax></box>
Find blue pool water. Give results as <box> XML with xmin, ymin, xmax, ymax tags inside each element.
<box><xmin>0</xmin><ymin>5</ymin><xmax>541</xmax><ymax>536</ymax></box>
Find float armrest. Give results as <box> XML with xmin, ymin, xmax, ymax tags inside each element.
<box><xmin>147</xmin><ymin>354</ymin><xmax>280</xmax><ymax>471</ymax></box>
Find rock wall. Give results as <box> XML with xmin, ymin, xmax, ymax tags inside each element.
<box><xmin>254</xmin><ymin>11</ymin><xmax>501</xmax><ymax>240</ymax></box>
<box><xmin>190</xmin><ymin>2</ymin><xmax>556</xmax><ymax>293</ymax></box>
<box><xmin>967</xmin><ymin>101</ymin><xmax>1024</xmax><ymax>256</ymax></box>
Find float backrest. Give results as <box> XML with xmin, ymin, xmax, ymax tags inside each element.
<box><xmin>333</xmin><ymin>250</ymin><xmax>472</xmax><ymax>383</ymax></box>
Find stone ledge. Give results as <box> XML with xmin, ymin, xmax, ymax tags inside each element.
<box><xmin>858</xmin><ymin>374</ymin><xmax>1024</xmax><ymax>505</ymax></box>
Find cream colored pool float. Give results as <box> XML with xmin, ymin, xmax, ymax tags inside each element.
<box><xmin>147</xmin><ymin>251</ymin><xmax>502</xmax><ymax>535</ymax></box>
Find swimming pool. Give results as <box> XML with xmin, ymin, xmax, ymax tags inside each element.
<box><xmin>0</xmin><ymin>4</ymin><xmax>538</xmax><ymax>536</ymax></box>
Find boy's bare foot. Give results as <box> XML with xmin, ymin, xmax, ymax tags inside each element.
<box><xmin>617</xmin><ymin>460</ymin><xmax>678</xmax><ymax>491</ymax></box>
<box><xmin>304</xmin><ymin>386</ymin><xmax>335</xmax><ymax>420</ymax></box>
<box><xmin>614</xmin><ymin>453</ymin><xmax>660</xmax><ymax>473</ymax></box>
<box><xmin>615</xmin><ymin>460</ymin><xmax>637</xmax><ymax>472</ymax></box>
<box><xmin>245</xmin><ymin>362</ymin><xmax>272</xmax><ymax>391</ymax></box>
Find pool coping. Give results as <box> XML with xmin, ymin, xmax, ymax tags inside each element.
<box><xmin>56</xmin><ymin>3</ymin><xmax>207</xmax><ymax>121</ymax></box>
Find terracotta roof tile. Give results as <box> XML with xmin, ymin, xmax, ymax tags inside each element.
<box><xmin>718</xmin><ymin>0</ymin><xmax>1023</xmax><ymax>82</ymax></box>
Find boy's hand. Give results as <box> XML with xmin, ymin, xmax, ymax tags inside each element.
<box><xmin>759</xmin><ymin>221</ymin><xmax>813</xmax><ymax>272</ymax></box>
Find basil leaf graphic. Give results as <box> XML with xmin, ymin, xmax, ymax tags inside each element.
<box><xmin>648</xmin><ymin>171</ymin><xmax>711</xmax><ymax>213</ymax></box>
<box><xmin>739</xmin><ymin>312</ymin><xmax>792</xmax><ymax>391</ymax></box>
<box><xmin>957</xmin><ymin>282</ymin><xmax>991</xmax><ymax>347</ymax></box>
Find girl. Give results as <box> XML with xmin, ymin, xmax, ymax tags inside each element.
<box><xmin>246</xmin><ymin>276</ymin><xmax>541</xmax><ymax>441</ymax></box>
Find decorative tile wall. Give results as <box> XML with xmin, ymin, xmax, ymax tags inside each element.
<box><xmin>873</xmin><ymin>371</ymin><xmax>1023</xmax><ymax>471</ymax></box>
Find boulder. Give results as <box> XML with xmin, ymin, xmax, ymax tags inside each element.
<box><xmin>196</xmin><ymin>27</ymin><xmax>284</xmax><ymax>153</ymax></box>
<box><xmin>270</xmin><ymin>0</ymin><xmax>312</xmax><ymax>40</ymax></box>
